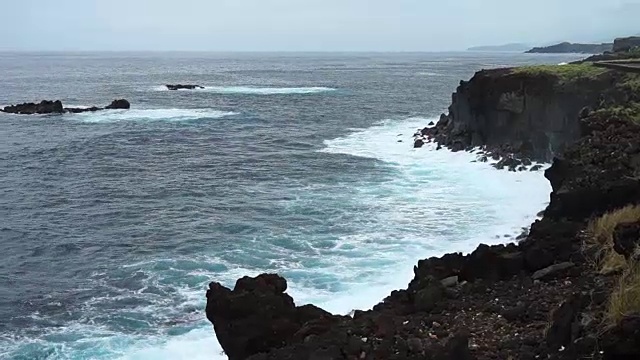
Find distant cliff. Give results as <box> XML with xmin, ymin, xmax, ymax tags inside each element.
<box><xmin>526</xmin><ymin>42</ymin><xmax>612</xmax><ymax>54</ymax></box>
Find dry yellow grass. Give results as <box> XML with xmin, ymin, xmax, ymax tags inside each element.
<box><xmin>607</xmin><ymin>261</ymin><xmax>640</xmax><ymax>325</ymax></box>
<box><xmin>585</xmin><ymin>205</ymin><xmax>640</xmax><ymax>274</ymax></box>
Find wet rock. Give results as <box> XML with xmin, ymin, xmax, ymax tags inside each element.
<box><xmin>532</xmin><ymin>262</ymin><xmax>575</xmax><ymax>280</ymax></box>
<box><xmin>105</xmin><ymin>99</ymin><xmax>131</xmax><ymax>109</ymax></box>
<box><xmin>2</xmin><ymin>100</ymin><xmax>64</xmax><ymax>114</ymax></box>
<box><xmin>414</xmin><ymin>139</ymin><xmax>425</xmax><ymax>148</ymax></box>
<box><xmin>529</xmin><ymin>164</ymin><xmax>543</xmax><ymax>171</ymax></box>
<box><xmin>65</xmin><ymin>106</ymin><xmax>102</xmax><ymax>113</ymax></box>
<box><xmin>428</xmin><ymin>121</ymin><xmax>435</xmax><ymax>126</ymax></box>
<box><xmin>166</xmin><ymin>84</ymin><xmax>205</xmax><ymax>90</ymax></box>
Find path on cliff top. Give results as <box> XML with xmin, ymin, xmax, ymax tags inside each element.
<box><xmin>594</xmin><ymin>60</ymin><xmax>640</xmax><ymax>73</ymax></box>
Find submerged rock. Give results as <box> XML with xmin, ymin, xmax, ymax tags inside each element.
<box><xmin>166</xmin><ymin>84</ymin><xmax>205</xmax><ymax>90</ymax></box>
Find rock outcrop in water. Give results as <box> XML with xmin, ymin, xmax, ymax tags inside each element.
<box><xmin>165</xmin><ymin>84</ymin><xmax>205</xmax><ymax>90</ymax></box>
<box><xmin>206</xmin><ymin>45</ymin><xmax>640</xmax><ymax>359</ymax></box>
<box><xmin>1</xmin><ymin>99</ymin><xmax>130</xmax><ymax>115</ymax></box>
<box><xmin>1</xmin><ymin>100</ymin><xmax>64</xmax><ymax>114</ymax></box>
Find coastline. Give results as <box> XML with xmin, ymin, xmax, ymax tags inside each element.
<box><xmin>206</xmin><ymin>48</ymin><xmax>640</xmax><ymax>359</ymax></box>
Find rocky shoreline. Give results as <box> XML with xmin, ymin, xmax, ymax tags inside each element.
<box><xmin>206</xmin><ymin>48</ymin><xmax>640</xmax><ymax>359</ymax></box>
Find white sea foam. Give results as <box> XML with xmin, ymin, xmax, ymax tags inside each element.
<box><xmin>153</xmin><ymin>85</ymin><xmax>336</xmax><ymax>95</ymax></box>
<box><xmin>4</xmin><ymin>116</ymin><xmax>552</xmax><ymax>359</ymax></box>
<box><xmin>114</xmin><ymin>116</ymin><xmax>551</xmax><ymax>359</ymax></box>
<box><xmin>70</xmin><ymin>108</ymin><xmax>238</xmax><ymax>123</ymax></box>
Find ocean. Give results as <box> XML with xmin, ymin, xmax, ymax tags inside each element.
<box><xmin>0</xmin><ymin>51</ymin><xmax>585</xmax><ymax>359</ymax></box>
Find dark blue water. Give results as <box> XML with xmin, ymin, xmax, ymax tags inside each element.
<box><xmin>0</xmin><ymin>52</ymin><xmax>585</xmax><ymax>359</ymax></box>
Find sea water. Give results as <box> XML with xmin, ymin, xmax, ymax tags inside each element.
<box><xmin>0</xmin><ymin>51</ymin><xmax>585</xmax><ymax>359</ymax></box>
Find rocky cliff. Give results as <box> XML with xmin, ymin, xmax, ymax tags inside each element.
<box><xmin>206</xmin><ymin>60</ymin><xmax>640</xmax><ymax>359</ymax></box>
<box><xmin>422</xmin><ymin>64</ymin><xmax>628</xmax><ymax>163</ymax></box>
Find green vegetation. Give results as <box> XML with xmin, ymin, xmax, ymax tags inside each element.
<box><xmin>592</xmin><ymin>102</ymin><xmax>640</xmax><ymax>123</ymax></box>
<box><xmin>511</xmin><ymin>63</ymin><xmax>608</xmax><ymax>82</ymax></box>
<box><xmin>608</xmin><ymin>261</ymin><xmax>640</xmax><ymax>325</ymax></box>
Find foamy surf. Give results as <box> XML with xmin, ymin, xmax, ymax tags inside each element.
<box><xmin>2</xmin><ymin>116</ymin><xmax>553</xmax><ymax>360</ymax></box>
<box><xmin>70</xmin><ymin>109</ymin><xmax>238</xmax><ymax>123</ymax></box>
<box><xmin>153</xmin><ymin>86</ymin><xmax>336</xmax><ymax>95</ymax></box>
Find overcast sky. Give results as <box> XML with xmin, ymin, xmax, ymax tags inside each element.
<box><xmin>2</xmin><ymin>0</ymin><xmax>638</xmax><ymax>51</ymax></box>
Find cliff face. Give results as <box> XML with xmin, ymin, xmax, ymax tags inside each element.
<box><xmin>425</xmin><ymin>67</ymin><xmax>615</xmax><ymax>162</ymax></box>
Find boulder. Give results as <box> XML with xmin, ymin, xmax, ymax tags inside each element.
<box><xmin>2</xmin><ymin>100</ymin><xmax>64</xmax><ymax>114</ymax></box>
<box><xmin>531</xmin><ymin>262</ymin><xmax>575</xmax><ymax>280</ymax></box>
<box><xmin>613</xmin><ymin>221</ymin><xmax>640</xmax><ymax>259</ymax></box>
<box><xmin>166</xmin><ymin>84</ymin><xmax>205</xmax><ymax>90</ymax></box>
<box><xmin>460</xmin><ymin>244</ymin><xmax>524</xmax><ymax>281</ymax></box>
<box><xmin>105</xmin><ymin>99</ymin><xmax>130</xmax><ymax>109</ymax></box>
<box><xmin>206</xmin><ymin>274</ymin><xmax>341</xmax><ymax>360</ymax></box>
<box><xmin>545</xmin><ymin>294</ymin><xmax>584</xmax><ymax>349</ymax></box>
<box><xmin>414</xmin><ymin>139</ymin><xmax>425</xmax><ymax>148</ymax></box>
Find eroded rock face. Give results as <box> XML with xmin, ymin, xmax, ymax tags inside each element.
<box><xmin>423</xmin><ymin>68</ymin><xmax>614</xmax><ymax>162</ymax></box>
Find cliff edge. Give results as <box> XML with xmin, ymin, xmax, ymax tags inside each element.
<box><xmin>206</xmin><ymin>58</ymin><xmax>640</xmax><ymax>359</ymax></box>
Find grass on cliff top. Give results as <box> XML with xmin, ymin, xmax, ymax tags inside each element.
<box><xmin>607</xmin><ymin>261</ymin><xmax>640</xmax><ymax>325</ymax></box>
<box><xmin>586</xmin><ymin>206</ymin><xmax>640</xmax><ymax>326</ymax></box>
<box><xmin>585</xmin><ymin>205</ymin><xmax>640</xmax><ymax>274</ymax></box>
<box><xmin>511</xmin><ymin>63</ymin><xmax>608</xmax><ymax>81</ymax></box>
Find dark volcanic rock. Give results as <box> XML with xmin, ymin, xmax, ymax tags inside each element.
<box><xmin>613</xmin><ymin>221</ymin><xmax>640</xmax><ymax>259</ymax></box>
<box><xmin>65</xmin><ymin>106</ymin><xmax>102</xmax><ymax>113</ymax></box>
<box><xmin>602</xmin><ymin>314</ymin><xmax>640</xmax><ymax>359</ymax></box>
<box><xmin>545</xmin><ymin>294</ymin><xmax>584</xmax><ymax>349</ymax></box>
<box><xmin>543</xmin><ymin>114</ymin><xmax>640</xmax><ymax>221</ymax></box>
<box><xmin>105</xmin><ymin>99</ymin><xmax>131</xmax><ymax>109</ymax></box>
<box><xmin>206</xmin><ymin>274</ymin><xmax>341</xmax><ymax>360</ymax></box>
<box><xmin>166</xmin><ymin>84</ymin><xmax>205</xmax><ymax>90</ymax></box>
<box><xmin>2</xmin><ymin>100</ymin><xmax>64</xmax><ymax>114</ymax></box>
<box><xmin>413</xmin><ymin>139</ymin><xmax>425</xmax><ymax>148</ymax></box>
<box><xmin>422</xmin><ymin>68</ymin><xmax>614</xmax><ymax>162</ymax></box>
